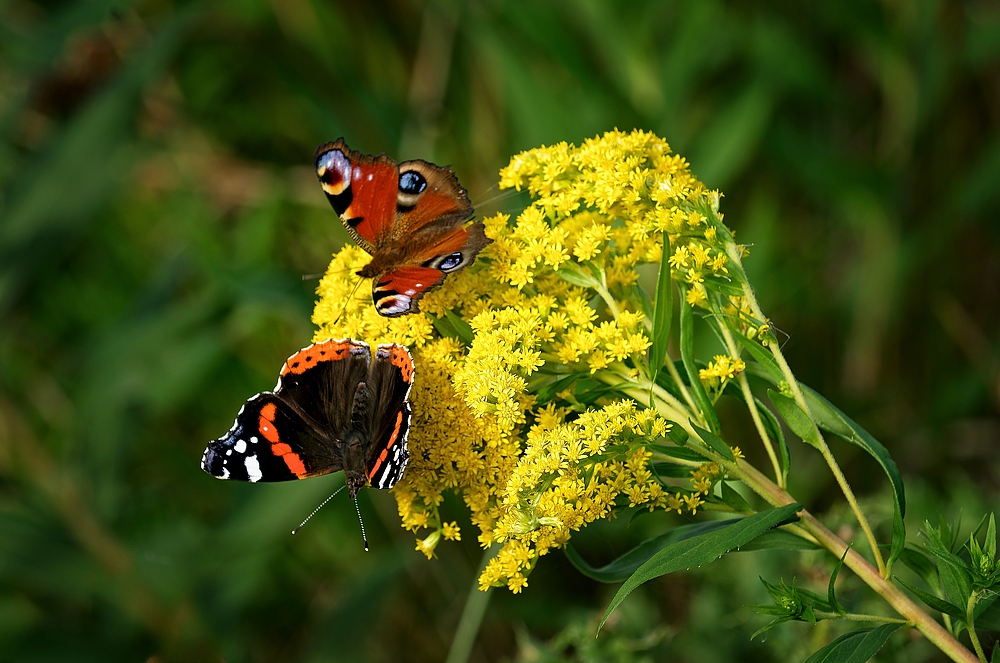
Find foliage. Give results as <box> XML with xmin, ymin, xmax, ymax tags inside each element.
<box><xmin>1</xmin><ymin>1</ymin><xmax>998</xmax><ymax>662</ymax></box>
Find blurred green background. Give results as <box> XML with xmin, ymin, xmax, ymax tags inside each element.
<box><xmin>1</xmin><ymin>0</ymin><xmax>999</xmax><ymax>661</ymax></box>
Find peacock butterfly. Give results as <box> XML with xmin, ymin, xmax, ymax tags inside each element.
<box><xmin>314</xmin><ymin>139</ymin><xmax>491</xmax><ymax>317</ymax></box>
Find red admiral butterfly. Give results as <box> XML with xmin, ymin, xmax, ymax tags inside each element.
<box><xmin>201</xmin><ymin>339</ymin><xmax>413</xmax><ymax>499</ymax></box>
<box><xmin>315</xmin><ymin>138</ymin><xmax>491</xmax><ymax>317</ymax></box>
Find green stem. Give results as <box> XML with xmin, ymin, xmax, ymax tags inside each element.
<box><xmin>730</xmin><ymin>460</ymin><xmax>978</xmax><ymax>663</ymax></box>
<box><xmin>967</xmin><ymin>592</ymin><xmax>987</xmax><ymax>663</ymax></box>
<box><xmin>664</xmin><ymin>352</ymin><xmax>700</xmax><ymax>417</ymax></box>
<box><xmin>445</xmin><ymin>546</ymin><xmax>498</xmax><ymax>663</ymax></box>
<box><xmin>812</xmin><ymin>611</ymin><xmax>910</xmax><ymax>625</ymax></box>
<box><xmin>724</xmin><ymin>240</ymin><xmax>886</xmax><ymax>576</ymax></box>
<box><xmin>714</xmin><ymin>317</ymin><xmax>784</xmax><ymax>487</ymax></box>
<box><xmin>594</xmin><ymin>365</ymin><xmax>694</xmax><ymax>428</ymax></box>
<box><xmin>595</xmin><ymin>283</ymin><xmax>622</xmax><ymax>320</ymax></box>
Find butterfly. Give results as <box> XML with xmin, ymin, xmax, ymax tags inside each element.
<box><xmin>314</xmin><ymin>138</ymin><xmax>490</xmax><ymax>317</ymax></box>
<box><xmin>201</xmin><ymin>339</ymin><xmax>413</xmax><ymax>499</ymax></box>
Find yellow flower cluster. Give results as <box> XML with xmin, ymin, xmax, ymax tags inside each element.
<box><xmin>698</xmin><ymin>355</ymin><xmax>748</xmax><ymax>400</ymax></box>
<box><xmin>310</xmin><ymin>130</ymin><xmax>744</xmax><ymax>591</ymax></box>
<box><xmin>479</xmin><ymin>401</ymin><xmax>671</xmax><ymax>592</ymax></box>
<box><xmin>699</xmin><ymin>354</ymin><xmax>748</xmax><ymax>382</ymax></box>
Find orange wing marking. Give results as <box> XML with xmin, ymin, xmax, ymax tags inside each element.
<box><xmin>389</xmin><ymin>346</ymin><xmax>414</xmax><ymax>383</ymax></box>
<box><xmin>257</xmin><ymin>402</ymin><xmax>307</xmax><ymax>477</ymax></box>
<box><xmin>281</xmin><ymin>339</ymin><xmax>355</xmax><ymax>376</ymax></box>
<box><xmin>367</xmin><ymin>410</ymin><xmax>403</xmax><ymax>481</ymax></box>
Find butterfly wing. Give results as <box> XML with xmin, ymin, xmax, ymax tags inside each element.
<box><xmin>371</xmin><ymin>221</ymin><xmax>490</xmax><ymax>316</ymax></box>
<box><xmin>315</xmin><ymin>139</ymin><xmax>490</xmax><ymax>317</ymax></box>
<box><xmin>392</xmin><ymin>159</ymin><xmax>473</xmax><ymax>237</ymax></box>
<box><xmin>201</xmin><ymin>339</ymin><xmax>374</xmax><ymax>483</ymax></box>
<box><xmin>278</xmin><ymin>338</ymin><xmax>372</xmax><ymax>435</ymax></box>
<box><xmin>315</xmin><ymin>139</ymin><xmax>398</xmax><ymax>252</ymax></box>
<box><xmin>201</xmin><ymin>392</ymin><xmax>339</xmax><ymax>482</ymax></box>
<box><xmin>355</xmin><ymin>344</ymin><xmax>414</xmax><ymax>490</ymax></box>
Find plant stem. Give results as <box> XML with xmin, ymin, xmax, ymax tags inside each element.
<box><xmin>733</xmin><ymin>460</ymin><xmax>978</xmax><ymax>663</ymax></box>
<box><xmin>812</xmin><ymin>611</ymin><xmax>910</xmax><ymax>625</ymax></box>
<box><xmin>715</xmin><ymin>318</ymin><xmax>784</xmax><ymax>487</ymax></box>
<box><xmin>595</xmin><ymin>283</ymin><xmax>622</xmax><ymax>320</ymax></box>
<box><xmin>966</xmin><ymin>592</ymin><xmax>987</xmax><ymax>663</ymax></box>
<box><xmin>724</xmin><ymin>240</ymin><xmax>887</xmax><ymax>576</ymax></box>
<box><xmin>445</xmin><ymin>546</ymin><xmax>498</xmax><ymax>663</ymax></box>
<box><xmin>603</xmin><ymin>366</ymin><xmax>694</xmax><ymax>428</ymax></box>
<box><xmin>664</xmin><ymin>352</ymin><xmax>700</xmax><ymax>417</ymax></box>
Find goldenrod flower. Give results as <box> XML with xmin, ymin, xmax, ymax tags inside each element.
<box><xmin>310</xmin><ymin>130</ymin><xmax>755</xmax><ymax>591</ymax></box>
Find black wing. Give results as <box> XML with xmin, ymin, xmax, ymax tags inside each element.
<box><xmin>278</xmin><ymin>339</ymin><xmax>372</xmax><ymax>436</ymax></box>
<box><xmin>202</xmin><ymin>338</ymin><xmax>375</xmax><ymax>483</ymax></box>
<box><xmin>201</xmin><ymin>392</ymin><xmax>340</xmax><ymax>482</ymax></box>
<box><xmin>358</xmin><ymin>344</ymin><xmax>413</xmax><ymax>490</ymax></box>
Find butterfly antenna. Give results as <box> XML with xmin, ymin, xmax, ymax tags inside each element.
<box><xmin>354</xmin><ymin>496</ymin><xmax>369</xmax><ymax>552</ymax></box>
<box><xmin>773</xmin><ymin>323</ymin><xmax>791</xmax><ymax>350</ymax></box>
<box><xmin>330</xmin><ymin>276</ymin><xmax>366</xmax><ymax>328</ymax></box>
<box><xmin>473</xmin><ymin>188</ymin><xmax>522</xmax><ymax>215</ymax></box>
<box><xmin>303</xmin><ymin>262</ymin><xmax>363</xmax><ymax>281</ymax></box>
<box><xmin>291</xmin><ymin>484</ymin><xmax>346</xmax><ymax>535</ymax></box>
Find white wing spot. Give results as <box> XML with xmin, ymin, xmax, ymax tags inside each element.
<box><xmin>234</xmin><ymin>439</ymin><xmax>247</xmax><ymax>454</ymax></box>
<box><xmin>226</xmin><ymin>449</ymin><xmax>232</xmax><ymax>456</ymax></box>
<box><xmin>245</xmin><ymin>455</ymin><xmax>263</xmax><ymax>483</ymax></box>
<box><xmin>250</xmin><ymin>436</ymin><xmax>258</xmax><ymax>444</ymax></box>
<box><xmin>380</xmin><ymin>295</ymin><xmax>411</xmax><ymax>315</ymax></box>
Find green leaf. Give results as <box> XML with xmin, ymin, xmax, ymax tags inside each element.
<box><xmin>666</xmin><ymin>425</ymin><xmax>691</xmax><ymax>447</ymax></box>
<box><xmin>768</xmin><ymin>390</ymin><xmax>823</xmax><ymax>448</ymax></box>
<box><xmin>732</xmin><ymin>329</ymin><xmax>783</xmax><ymax>383</ymax></box>
<box><xmin>428</xmin><ymin>313</ymin><xmax>461</xmax><ymax>343</ymax></box>
<box><xmin>646</xmin><ymin>443</ymin><xmax>702</xmax><ymax>462</ymax></box>
<box><xmin>736</xmin><ymin>529</ymin><xmax>819</xmax><ymax>552</ymax></box>
<box><xmin>751</xmin><ymin>616</ymin><xmax>795</xmax><ymax>640</ymax></box>
<box><xmin>800</xmin><ymin>386</ymin><xmax>906</xmax><ymax>569</ymax></box>
<box><xmin>649</xmin><ymin>232</ymin><xmax>673</xmax><ymax>378</ymax></box>
<box><xmin>987</xmin><ymin>513</ymin><xmax>996</xmax><ymax>561</ymax></box>
<box><xmin>634</xmin><ymin>282</ymin><xmax>653</xmax><ymax>320</ymax></box>
<box><xmin>555</xmin><ymin>262</ymin><xmax>601</xmax><ymax>289</ymax></box>
<box><xmin>531</xmin><ymin>371</ymin><xmax>585</xmax><ymax>402</ymax></box>
<box><xmin>678</xmin><ymin>289</ymin><xmax>721</xmax><ymax>432</ymax></box>
<box><xmin>756</xmin><ymin>396</ymin><xmax>790</xmax><ymax>485</ymax></box>
<box><xmin>702</xmin><ymin>274</ymin><xmax>744</xmax><ymax>297</ymax></box>
<box><xmin>721</xmin><ymin>482</ymin><xmax>752</xmax><ymax>512</ymax></box>
<box><xmin>599</xmin><ymin>503</ymin><xmax>801</xmax><ymax>631</ymax></box>
<box><xmin>895</xmin><ymin>578</ymin><xmax>965</xmax><ymax>620</ymax></box>
<box><xmin>442</xmin><ymin>309</ymin><xmax>475</xmax><ymax>344</ymax></box>
<box><xmin>691</xmin><ymin>423</ymin><xmax>735</xmax><ymax>460</ymax></box>
<box><xmin>828</xmin><ymin>548</ymin><xmax>848</xmax><ymax>615</ymax></box>
<box><xmin>898</xmin><ymin>547</ymin><xmax>941</xmax><ymax>591</ymax></box>
<box><xmin>802</xmin><ymin>624</ymin><xmax>901</xmax><ymax>663</ymax></box>
<box><xmin>566</xmin><ymin>519</ymin><xmax>738</xmax><ymax>583</ymax></box>
<box><xmin>651</xmin><ymin>462</ymin><xmax>697</xmax><ymax>478</ymax></box>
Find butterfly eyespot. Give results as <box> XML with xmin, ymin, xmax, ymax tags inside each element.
<box><xmin>398</xmin><ymin>171</ymin><xmax>427</xmax><ymax>195</ymax></box>
<box><xmin>316</xmin><ymin>150</ymin><xmax>352</xmax><ymax>195</ymax></box>
<box><xmin>439</xmin><ymin>252</ymin><xmax>464</xmax><ymax>271</ymax></box>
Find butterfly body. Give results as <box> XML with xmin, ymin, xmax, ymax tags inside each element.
<box><xmin>201</xmin><ymin>339</ymin><xmax>413</xmax><ymax>498</ymax></box>
<box><xmin>315</xmin><ymin>139</ymin><xmax>490</xmax><ymax>316</ymax></box>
